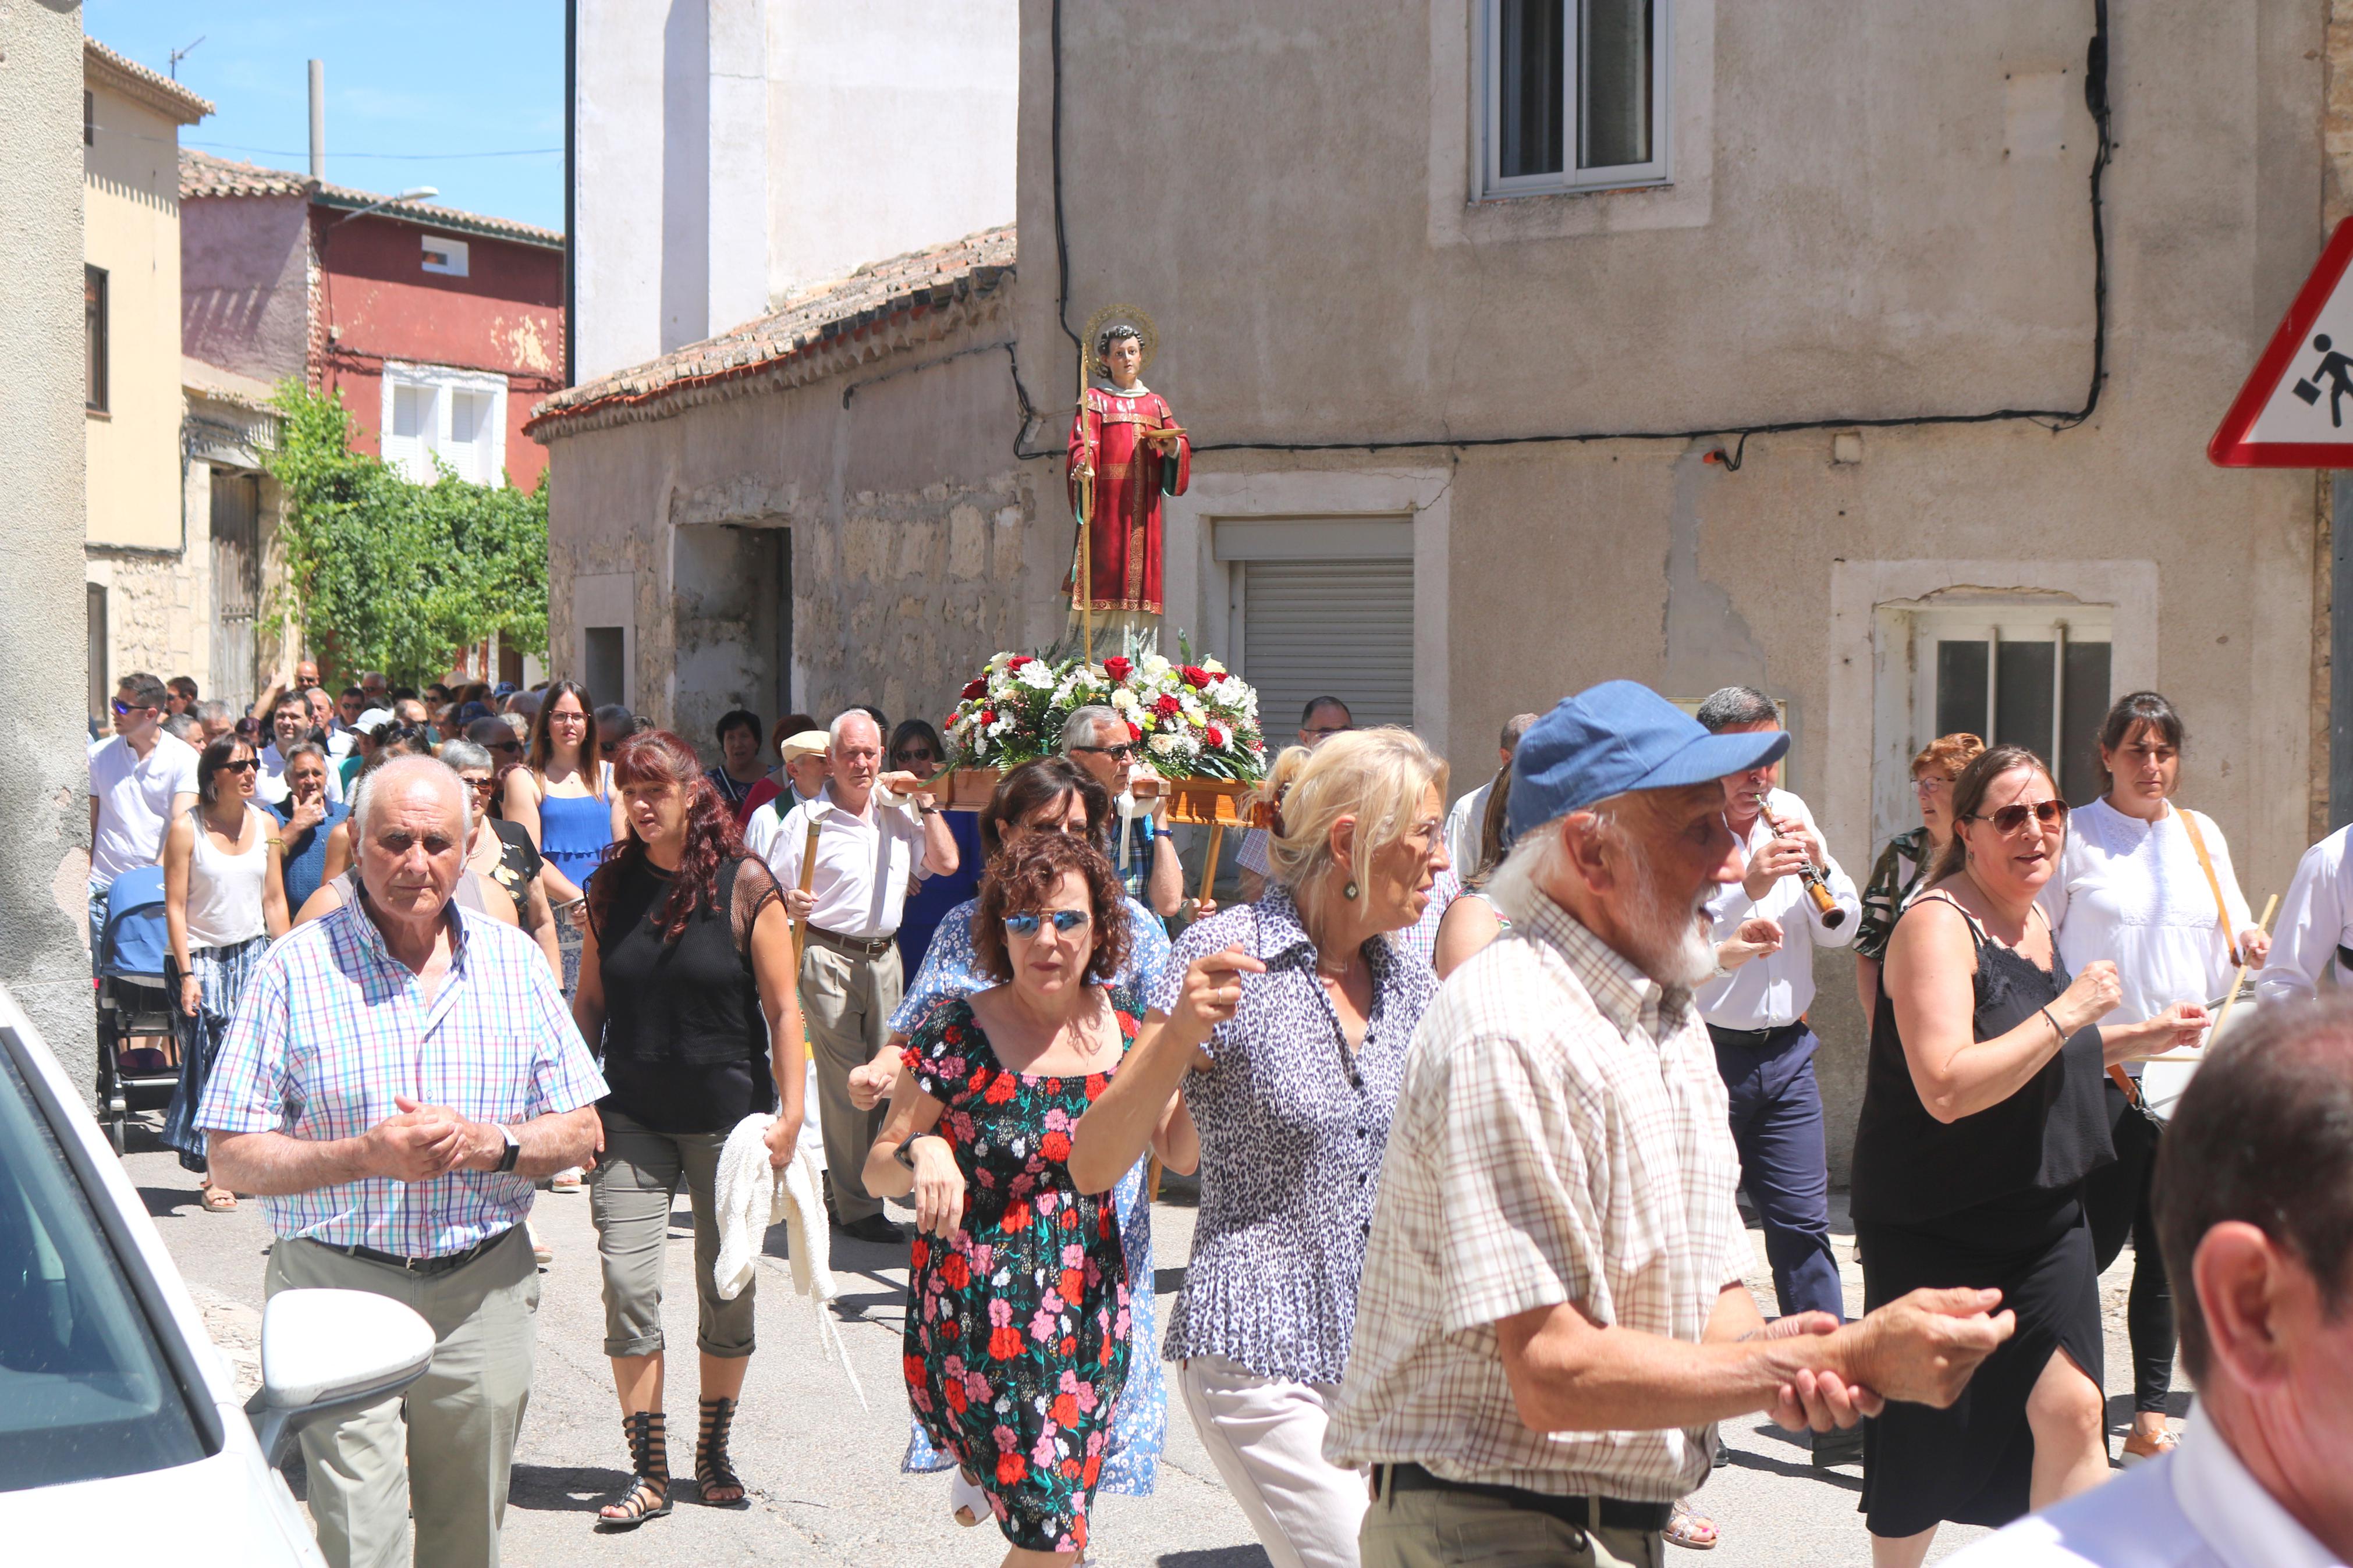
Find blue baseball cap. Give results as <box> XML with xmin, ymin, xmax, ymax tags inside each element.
<box><xmin>1507</xmin><ymin>680</ymin><xmax>1790</xmax><ymax>841</ymax></box>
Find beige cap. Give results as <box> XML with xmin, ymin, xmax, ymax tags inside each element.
<box><xmin>779</xmin><ymin>729</ymin><xmax>831</xmax><ymax>763</ymax></box>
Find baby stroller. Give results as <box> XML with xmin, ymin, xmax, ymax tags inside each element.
<box><xmin>95</xmin><ymin>866</ymin><xmax>180</xmax><ymax>1154</ymax></box>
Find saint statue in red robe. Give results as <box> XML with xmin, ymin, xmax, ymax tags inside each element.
<box><xmin>1067</xmin><ymin>323</ymin><xmax>1190</xmax><ymax>654</ymax></box>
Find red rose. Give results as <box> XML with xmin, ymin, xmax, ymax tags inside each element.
<box><xmin>1126</xmin><ymin>720</ymin><xmax>1142</xmax><ymax>742</ymax></box>
<box><xmin>961</xmin><ymin>678</ymin><xmax>987</xmax><ymax>699</ymax></box>
<box><xmin>1103</xmin><ymin>656</ymin><xmax>1133</xmax><ymax>682</ymax></box>
<box><xmin>979</xmin><ymin>708</ymin><xmax>996</xmax><ymax>726</ymax></box>
<box><xmin>1181</xmin><ymin>664</ymin><xmax>1210</xmax><ymax>688</ymax></box>
<box><xmin>1154</xmin><ymin>694</ymin><xmax>1182</xmax><ymax>719</ymax></box>
<box><xmin>1205</xmin><ymin>724</ymin><xmax>1226</xmax><ymax>747</ymax></box>
<box><xmin>989</xmin><ymin>1325</ymin><xmax>1024</xmax><ymax>1360</ymax></box>
<box><xmin>1040</xmin><ymin>1129</ymin><xmax>1071</xmax><ymax>1162</ymax></box>
<box><xmin>996</xmin><ymin>1453</ymin><xmax>1028</xmax><ymax>1485</ymax></box>
<box><xmin>1006</xmin><ymin>655</ymin><xmax>1034</xmax><ymax>671</ymax></box>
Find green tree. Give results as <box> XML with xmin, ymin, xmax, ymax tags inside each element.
<box><xmin>265</xmin><ymin>382</ymin><xmax>548</xmax><ymax>688</ymax></box>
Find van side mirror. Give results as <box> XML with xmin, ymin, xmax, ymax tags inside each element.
<box><xmin>244</xmin><ymin>1288</ymin><xmax>435</xmax><ymax>1467</ymax></box>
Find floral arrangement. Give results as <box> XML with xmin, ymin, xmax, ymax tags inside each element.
<box><xmin>942</xmin><ymin>650</ymin><xmax>1268</xmax><ymax>781</ymax></box>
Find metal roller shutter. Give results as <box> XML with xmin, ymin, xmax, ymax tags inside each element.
<box><xmin>1240</xmin><ymin>557</ymin><xmax>1415</xmax><ymax>733</ymax></box>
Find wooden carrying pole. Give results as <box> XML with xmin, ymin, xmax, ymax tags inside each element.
<box><xmin>2138</xmin><ymin>891</ymin><xmax>2279</xmax><ymax>1064</ymax></box>
<box><xmin>792</xmin><ymin>818</ymin><xmax>823</xmax><ymax>970</ymax></box>
<box><xmin>1197</xmin><ymin>823</ymin><xmax>1225</xmax><ymax>905</ymax></box>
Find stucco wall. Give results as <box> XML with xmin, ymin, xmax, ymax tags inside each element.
<box><xmin>2</xmin><ymin>0</ymin><xmax>100</xmax><ymax>1087</ymax></box>
<box><xmin>84</xmin><ymin>81</ymin><xmax>184</xmax><ymax>553</ymax></box>
<box><xmin>542</xmin><ymin>296</ymin><xmax>1035</xmax><ymax>759</ymax></box>
<box><xmin>573</xmin><ymin>0</ymin><xmax>1018</xmax><ymax>382</ymax></box>
<box><xmin>183</xmin><ymin>191</ymin><xmax>311</xmax><ymax>386</ymax></box>
<box><xmin>1013</xmin><ymin>0</ymin><xmax>2329</xmax><ymax>1178</ymax></box>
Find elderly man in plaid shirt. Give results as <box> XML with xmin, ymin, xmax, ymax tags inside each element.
<box><xmin>1326</xmin><ymin>683</ymin><xmax>2018</xmax><ymax>1567</ymax></box>
<box><xmin>201</xmin><ymin>756</ymin><xmax>605</xmax><ymax>1568</ymax></box>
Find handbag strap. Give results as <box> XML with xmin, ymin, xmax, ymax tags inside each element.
<box><xmin>2173</xmin><ymin>806</ymin><xmax>2242</xmax><ymax>967</ymax></box>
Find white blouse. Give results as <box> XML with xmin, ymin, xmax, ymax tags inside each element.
<box><xmin>2040</xmin><ymin>798</ymin><xmax>2255</xmax><ymax>1040</ymax></box>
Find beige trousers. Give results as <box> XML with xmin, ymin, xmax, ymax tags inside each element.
<box><xmin>265</xmin><ymin>1228</ymin><xmax>540</xmax><ymax>1568</ymax></box>
<box><xmin>1178</xmin><ymin>1354</ymin><xmax>1368</xmax><ymax>1568</ymax></box>
<box><xmin>1358</xmin><ymin>1477</ymin><xmax>1664</xmax><ymax>1568</ymax></box>
<box><xmin>797</xmin><ymin>941</ymin><xmax>901</xmax><ymax>1224</ymax></box>
<box><xmin>590</xmin><ymin>1107</ymin><xmax>754</xmax><ymax>1359</ymax></box>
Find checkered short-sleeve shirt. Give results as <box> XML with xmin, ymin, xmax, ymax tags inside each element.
<box><xmin>1323</xmin><ymin>891</ymin><xmax>1752</xmax><ymax>1502</ymax></box>
<box><xmin>197</xmin><ymin>899</ymin><xmax>608</xmax><ymax>1257</ymax></box>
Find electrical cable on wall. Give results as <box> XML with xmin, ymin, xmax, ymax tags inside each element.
<box><xmin>1017</xmin><ymin>0</ymin><xmax>2113</xmax><ymax>470</ymax></box>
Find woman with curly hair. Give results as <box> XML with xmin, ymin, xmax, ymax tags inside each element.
<box><xmin>572</xmin><ymin>731</ymin><xmax>807</xmax><ymax>1529</ymax></box>
<box><xmin>867</xmin><ymin>833</ymin><xmax>1198</xmax><ymax>1565</ymax></box>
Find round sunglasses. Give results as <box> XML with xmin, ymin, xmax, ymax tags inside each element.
<box><xmin>1002</xmin><ymin>909</ymin><xmax>1091</xmax><ymax>939</ymax></box>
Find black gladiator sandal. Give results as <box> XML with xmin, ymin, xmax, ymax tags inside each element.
<box><xmin>596</xmin><ymin>1409</ymin><xmax>672</xmax><ymax>1530</ymax></box>
<box><xmin>694</xmin><ymin>1395</ymin><xmax>748</xmax><ymax>1507</ymax></box>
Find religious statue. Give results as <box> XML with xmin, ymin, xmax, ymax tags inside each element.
<box><xmin>1067</xmin><ymin>310</ymin><xmax>1189</xmax><ymax>658</ymax></box>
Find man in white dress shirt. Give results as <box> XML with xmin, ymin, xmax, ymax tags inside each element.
<box><xmin>1692</xmin><ymin>688</ymin><xmax>1862</xmax><ymax>1465</ymax></box>
<box><xmin>257</xmin><ymin>691</ymin><xmax>345</xmax><ymax>807</ymax></box>
<box><xmin>1944</xmin><ymin>1002</ymin><xmax>2353</xmax><ymax>1568</ymax></box>
<box><xmin>2255</xmin><ymin>823</ymin><xmax>2353</xmax><ymax>1008</ymax></box>
<box><xmin>1442</xmin><ymin>711</ymin><xmax>1539</xmax><ymax>877</ymax></box>
<box><xmin>772</xmin><ymin>710</ymin><xmax>957</xmax><ymax>1242</ymax></box>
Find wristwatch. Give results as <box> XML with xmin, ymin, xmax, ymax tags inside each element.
<box><xmin>916</xmin><ymin>800</ymin><xmax>942</xmax><ymax>816</ymax></box>
<box><xmin>494</xmin><ymin>1123</ymin><xmax>521</xmax><ymax>1174</ymax></box>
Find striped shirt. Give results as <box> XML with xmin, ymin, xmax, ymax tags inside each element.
<box><xmin>1324</xmin><ymin>888</ymin><xmax>1751</xmax><ymax>1501</ymax></box>
<box><xmin>196</xmin><ymin>898</ymin><xmax>607</xmax><ymax>1256</ymax></box>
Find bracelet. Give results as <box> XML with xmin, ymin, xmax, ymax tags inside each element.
<box><xmin>2040</xmin><ymin>1005</ymin><xmax>2067</xmax><ymax>1044</ymax></box>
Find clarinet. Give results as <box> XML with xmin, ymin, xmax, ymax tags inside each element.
<box><xmin>1756</xmin><ymin>798</ymin><xmax>1847</xmax><ymax>930</ymax></box>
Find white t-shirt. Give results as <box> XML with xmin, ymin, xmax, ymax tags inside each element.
<box><xmin>90</xmin><ymin>732</ymin><xmax>200</xmax><ymax>885</ymax></box>
<box><xmin>1443</xmin><ymin>777</ymin><xmax>1495</xmax><ymax>879</ymax></box>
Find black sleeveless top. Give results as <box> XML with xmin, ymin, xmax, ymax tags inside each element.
<box><xmin>1850</xmin><ymin>894</ymin><xmax>2113</xmax><ymax>1226</ymax></box>
<box><xmin>590</xmin><ymin>855</ymin><xmax>777</xmax><ymax>1135</ymax></box>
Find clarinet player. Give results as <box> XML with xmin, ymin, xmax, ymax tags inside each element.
<box><xmin>1692</xmin><ymin>688</ymin><xmax>1865</xmax><ymax>1469</ymax></box>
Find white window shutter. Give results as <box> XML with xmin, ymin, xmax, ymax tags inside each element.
<box><xmin>1240</xmin><ymin>558</ymin><xmax>1416</xmax><ymax>731</ymax></box>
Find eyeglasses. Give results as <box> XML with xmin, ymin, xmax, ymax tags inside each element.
<box><xmin>1912</xmin><ymin>776</ymin><xmax>1950</xmax><ymax>798</ymax></box>
<box><xmin>1965</xmin><ymin>798</ymin><xmax>2070</xmax><ymax>835</ymax></box>
<box><xmin>221</xmin><ymin>758</ymin><xmax>260</xmax><ymax>774</ymax></box>
<box><xmin>462</xmin><ymin>774</ymin><xmax>497</xmax><ymax>791</ymax></box>
<box><xmin>1301</xmin><ymin>724</ymin><xmax>1353</xmax><ymax>740</ymax></box>
<box><xmin>1071</xmin><ymin>743</ymin><xmax>1138</xmax><ymax>764</ymax></box>
<box><xmin>488</xmin><ymin>738</ymin><xmax>521</xmax><ymax>753</ymax></box>
<box><xmin>1002</xmin><ymin>909</ymin><xmax>1091</xmax><ymax>939</ymax></box>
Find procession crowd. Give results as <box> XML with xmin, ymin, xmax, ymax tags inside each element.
<box><xmin>80</xmin><ymin>659</ymin><xmax>2353</xmax><ymax>1568</ymax></box>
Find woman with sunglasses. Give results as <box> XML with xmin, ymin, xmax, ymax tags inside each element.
<box><xmin>1850</xmin><ymin>745</ymin><xmax>2208</xmax><ymax>1567</ymax></box>
<box><xmin>160</xmin><ymin>734</ymin><xmax>290</xmax><ymax>1212</ymax></box>
<box><xmin>2038</xmin><ymin>691</ymin><xmax>2268</xmax><ymax>1466</ymax></box>
<box><xmin>850</xmin><ymin>756</ymin><xmax>1175</xmax><ymax>1527</ymax></box>
<box><xmin>867</xmin><ymin>831</ymin><xmax>1195</xmax><ymax>1565</ymax></box>
<box><xmin>893</xmin><ymin>718</ymin><xmax>984</xmax><ymax>976</ymax></box>
<box><xmin>444</xmin><ymin>739</ymin><xmax>564</xmax><ymax>982</ymax></box>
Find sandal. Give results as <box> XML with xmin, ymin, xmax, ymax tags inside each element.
<box><xmin>2120</xmin><ymin>1423</ymin><xmax>2179</xmax><ymax>1467</ymax></box>
<box><xmin>201</xmin><ymin>1184</ymin><xmax>237</xmax><ymax>1213</ymax></box>
<box><xmin>694</xmin><ymin>1395</ymin><xmax>748</xmax><ymax>1507</ymax></box>
<box><xmin>949</xmin><ymin>1465</ymin><xmax>989</xmax><ymax>1527</ymax></box>
<box><xmin>1666</xmin><ymin>1499</ymin><xmax>1718</xmax><ymax>1551</ymax></box>
<box><xmin>595</xmin><ymin>1410</ymin><xmax>671</xmax><ymax>1530</ymax></box>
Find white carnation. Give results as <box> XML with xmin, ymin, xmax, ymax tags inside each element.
<box><xmin>1018</xmin><ymin>660</ymin><xmax>1056</xmax><ymax>691</ymax></box>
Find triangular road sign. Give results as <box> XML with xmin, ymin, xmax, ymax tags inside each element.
<box><xmin>2212</xmin><ymin>218</ymin><xmax>2353</xmax><ymax>466</ymax></box>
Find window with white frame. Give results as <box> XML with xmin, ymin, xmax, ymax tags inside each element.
<box><xmin>1893</xmin><ymin>601</ymin><xmax>2114</xmax><ymax>808</ymax></box>
<box><xmin>379</xmin><ymin>362</ymin><xmax>507</xmax><ymax>487</ymax></box>
<box><xmin>1484</xmin><ymin>0</ymin><xmax>1669</xmax><ymax>197</ymax></box>
<box><xmin>421</xmin><ymin>235</ymin><xmax>469</xmax><ymax>276</ymax></box>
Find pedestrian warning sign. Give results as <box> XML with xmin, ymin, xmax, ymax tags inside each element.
<box><xmin>2211</xmin><ymin>218</ymin><xmax>2353</xmax><ymax>466</ymax></box>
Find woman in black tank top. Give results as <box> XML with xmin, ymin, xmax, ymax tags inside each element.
<box><xmin>1848</xmin><ymin>746</ymin><xmax>2208</xmax><ymax>1565</ymax></box>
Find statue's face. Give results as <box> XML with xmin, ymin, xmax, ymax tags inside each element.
<box><xmin>1103</xmin><ymin>335</ymin><xmax>1142</xmax><ymax>387</ymax></box>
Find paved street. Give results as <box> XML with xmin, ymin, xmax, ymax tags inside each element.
<box><xmin>127</xmin><ymin>1133</ymin><xmax>2169</xmax><ymax>1567</ymax></box>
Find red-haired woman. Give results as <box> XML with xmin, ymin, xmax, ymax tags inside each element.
<box><xmin>573</xmin><ymin>731</ymin><xmax>807</xmax><ymax>1529</ymax></box>
<box><xmin>865</xmin><ymin>833</ymin><xmax>1197</xmax><ymax>1566</ymax></box>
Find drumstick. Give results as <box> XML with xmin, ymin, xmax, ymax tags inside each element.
<box><xmin>2137</xmin><ymin>891</ymin><xmax>2279</xmax><ymax>1062</ymax></box>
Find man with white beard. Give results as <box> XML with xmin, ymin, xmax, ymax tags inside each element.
<box><xmin>1327</xmin><ymin>681</ymin><xmax>2016</xmax><ymax>1566</ymax></box>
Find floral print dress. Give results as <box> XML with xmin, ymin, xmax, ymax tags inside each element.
<box><xmin>902</xmin><ymin>994</ymin><xmax>1135</xmax><ymax>1556</ymax></box>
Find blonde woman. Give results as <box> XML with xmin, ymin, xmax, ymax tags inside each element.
<box><xmin>1071</xmin><ymin>728</ymin><xmax>1449</xmax><ymax>1568</ymax></box>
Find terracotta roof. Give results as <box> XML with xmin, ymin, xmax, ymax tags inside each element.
<box><xmin>529</xmin><ymin>225</ymin><xmax>1016</xmax><ymax>435</ymax></box>
<box><xmin>85</xmin><ymin>37</ymin><xmax>213</xmax><ymax>123</ymax></box>
<box><xmin>177</xmin><ymin>148</ymin><xmax>565</xmax><ymax>250</ymax></box>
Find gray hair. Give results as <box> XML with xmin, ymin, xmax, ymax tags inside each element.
<box><xmin>303</xmin><ymin>685</ymin><xmax>332</xmax><ymax>705</ymax></box>
<box><xmin>828</xmin><ymin>709</ymin><xmax>880</xmax><ymax>751</ymax></box>
<box><xmin>1485</xmin><ymin>797</ymin><xmax>1635</xmax><ymax>927</ymax></box>
<box><xmin>161</xmin><ymin>713</ymin><xmax>203</xmax><ymax>744</ymax></box>
<box><xmin>1694</xmin><ymin>686</ymin><xmax>1777</xmax><ymax>734</ymax></box>
<box><xmin>281</xmin><ymin>740</ymin><xmax>329</xmax><ymax>770</ymax></box>
<box><xmin>439</xmin><ymin>739</ymin><xmax>494</xmax><ymax>772</ymax></box>
<box><xmin>349</xmin><ymin>754</ymin><xmax>470</xmax><ymax>842</ymax></box>
<box><xmin>1501</xmin><ymin>712</ymin><xmax>1541</xmax><ymax>752</ymax></box>
<box><xmin>194</xmin><ymin>699</ymin><xmax>233</xmax><ymax>727</ymax></box>
<box><xmin>1059</xmin><ymin>705</ymin><xmax>1123</xmax><ymax>752</ymax></box>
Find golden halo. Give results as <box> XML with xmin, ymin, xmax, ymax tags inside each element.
<box><xmin>1081</xmin><ymin>302</ymin><xmax>1159</xmax><ymax>378</ymax></box>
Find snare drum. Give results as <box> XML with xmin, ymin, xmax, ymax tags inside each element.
<box><xmin>2136</xmin><ymin>994</ymin><xmax>2259</xmax><ymax>1125</ymax></box>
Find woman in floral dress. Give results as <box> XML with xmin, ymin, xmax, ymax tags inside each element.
<box><xmin>867</xmin><ymin>833</ymin><xmax>1197</xmax><ymax>1563</ymax></box>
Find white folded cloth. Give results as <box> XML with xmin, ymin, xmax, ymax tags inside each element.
<box><xmin>713</xmin><ymin>1113</ymin><xmax>865</xmax><ymax>1409</ymax></box>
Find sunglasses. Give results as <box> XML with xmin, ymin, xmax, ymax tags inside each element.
<box><xmin>1965</xmin><ymin>798</ymin><xmax>2070</xmax><ymax>835</ymax></box>
<box><xmin>221</xmin><ymin>758</ymin><xmax>260</xmax><ymax>774</ymax></box>
<box><xmin>463</xmin><ymin>776</ymin><xmax>498</xmax><ymax>792</ymax></box>
<box><xmin>1072</xmin><ymin>743</ymin><xmax>1138</xmax><ymax>764</ymax></box>
<box><xmin>111</xmin><ymin>699</ymin><xmax>150</xmax><ymax>719</ymax></box>
<box><xmin>895</xmin><ymin>748</ymin><xmax>939</xmax><ymax>766</ymax></box>
<box><xmin>488</xmin><ymin>738</ymin><xmax>521</xmax><ymax>753</ymax></box>
<box><xmin>1002</xmin><ymin>909</ymin><xmax>1091</xmax><ymax>939</ymax></box>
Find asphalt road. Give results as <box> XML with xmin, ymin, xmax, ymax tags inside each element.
<box><xmin>126</xmin><ymin>1137</ymin><xmax>2169</xmax><ymax>1567</ymax></box>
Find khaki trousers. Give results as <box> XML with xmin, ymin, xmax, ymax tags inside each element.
<box><xmin>266</xmin><ymin>1228</ymin><xmax>540</xmax><ymax>1568</ymax></box>
<box><xmin>1358</xmin><ymin>1477</ymin><xmax>1663</xmax><ymax>1568</ymax></box>
<box><xmin>590</xmin><ymin>1107</ymin><xmax>754</xmax><ymax>1359</ymax></box>
<box><xmin>798</xmin><ymin>941</ymin><xmax>901</xmax><ymax>1224</ymax></box>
